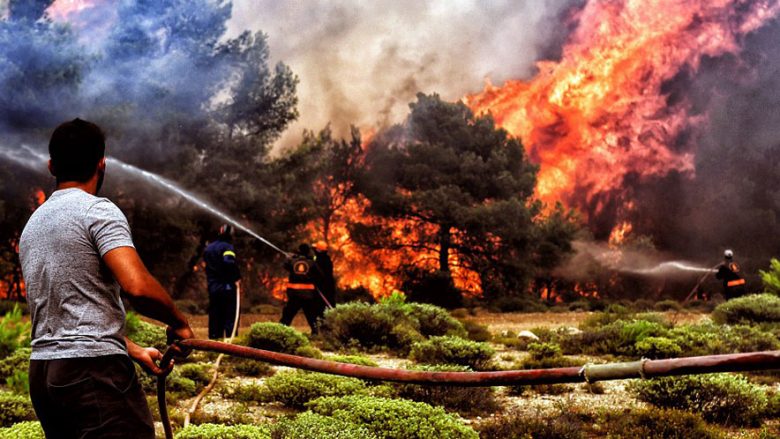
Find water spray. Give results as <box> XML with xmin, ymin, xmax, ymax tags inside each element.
<box><xmin>0</xmin><ymin>144</ymin><xmax>291</xmax><ymax>258</ymax></box>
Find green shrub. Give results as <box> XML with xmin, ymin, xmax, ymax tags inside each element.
<box><xmin>307</xmin><ymin>395</ymin><xmax>478</xmax><ymax>439</ymax></box>
<box><xmin>226</xmin><ymin>382</ymin><xmax>268</xmax><ymax>402</ymax></box>
<box><xmin>0</xmin><ymin>421</ymin><xmax>44</xmax><ymax>439</ymax></box>
<box><xmin>223</xmin><ymin>356</ymin><xmax>272</xmax><ymax>377</ymax></box>
<box><xmin>712</xmin><ymin>293</ymin><xmax>780</xmax><ymax>325</ymax></box>
<box><xmin>460</xmin><ymin>320</ymin><xmax>491</xmax><ymax>342</ymax></box>
<box><xmin>600</xmin><ymin>407</ymin><xmax>722</xmax><ymax>439</ymax></box>
<box><xmin>580</xmin><ymin>304</ymin><xmax>632</xmax><ymax>329</ymax></box>
<box><xmin>263</xmin><ymin>370</ymin><xmax>368</xmax><ymax>409</ymax></box>
<box><xmin>6</xmin><ymin>370</ymin><xmax>29</xmax><ymax>395</ymax></box>
<box><xmin>668</xmin><ymin>323</ymin><xmax>780</xmax><ymax>357</ymax></box>
<box><xmin>0</xmin><ymin>347</ymin><xmax>30</xmax><ymax>382</ymax></box>
<box><xmin>760</xmin><ymin>258</ymin><xmax>780</xmax><ymax>295</ymax></box>
<box><xmin>0</xmin><ymin>301</ymin><xmax>27</xmax><ymax>316</ymax></box>
<box><xmin>0</xmin><ymin>305</ymin><xmax>31</xmax><ymax>358</ymax></box>
<box><xmin>320</xmin><ymin>302</ymin><xmax>421</xmax><ymax>353</ymax></box>
<box><xmin>125</xmin><ymin>312</ymin><xmax>167</xmax><ymax>351</ymax></box>
<box><xmin>477</xmin><ymin>408</ymin><xmax>585</xmax><ymax>439</ymax></box>
<box><xmin>395</xmin><ymin>365</ymin><xmax>500</xmax><ymax>416</ymax></box>
<box><xmin>654</xmin><ymin>299</ymin><xmax>683</xmax><ymax>312</ymax></box>
<box><xmin>0</xmin><ymin>392</ymin><xmax>35</xmax><ymax>427</ymax></box>
<box><xmin>406</xmin><ymin>303</ymin><xmax>466</xmax><ymax>338</ymax></box>
<box><xmin>631</xmin><ymin>373</ymin><xmax>768</xmax><ymax>426</ymax></box>
<box><xmin>409</xmin><ymin>336</ymin><xmax>494</xmax><ymax>370</ymax></box>
<box><xmin>521</xmin><ymin>342</ymin><xmax>579</xmax><ymax>369</ymax></box>
<box><xmin>270</xmin><ymin>412</ymin><xmax>378</xmax><ymax>439</ymax></box>
<box><xmin>244</xmin><ymin>322</ymin><xmax>320</xmax><ymax>357</ymax></box>
<box><xmin>325</xmin><ymin>354</ymin><xmax>378</xmax><ymax>367</ymax></box>
<box><xmin>562</xmin><ymin>318</ymin><xmax>669</xmax><ymax>357</ymax></box>
<box><xmin>175</xmin><ymin>423</ymin><xmax>270</xmax><ymax>439</ymax></box>
<box><xmin>488</xmin><ymin>296</ymin><xmax>548</xmax><ymax>313</ymax></box>
<box><xmin>634</xmin><ymin>337</ymin><xmax>683</xmax><ymax>359</ymax></box>
<box><xmin>177</xmin><ymin>363</ymin><xmax>213</xmax><ymax>386</ymax></box>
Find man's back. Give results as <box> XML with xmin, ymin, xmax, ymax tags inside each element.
<box><xmin>20</xmin><ymin>187</ymin><xmax>134</xmax><ymax>360</ymax></box>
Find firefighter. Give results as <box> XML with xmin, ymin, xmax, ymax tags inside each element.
<box><xmin>280</xmin><ymin>243</ymin><xmax>322</xmax><ymax>334</ymax></box>
<box><xmin>715</xmin><ymin>249</ymin><xmax>746</xmax><ymax>300</ymax></box>
<box><xmin>313</xmin><ymin>240</ymin><xmax>336</xmax><ymax>309</ymax></box>
<box><xmin>204</xmin><ymin>224</ymin><xmax>242</xmax><ymax>339</ymax></box>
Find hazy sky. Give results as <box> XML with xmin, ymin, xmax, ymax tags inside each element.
<box><xmin>226</xmin><ymin>0</ymin><xmax>574</xmax><ymax>150</ymax></box>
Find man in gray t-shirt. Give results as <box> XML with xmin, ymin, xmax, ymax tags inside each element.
<box><xmin>19</xmin><ymin>119</ymin><xmax>194</xmax><ymax>439</ymax></box>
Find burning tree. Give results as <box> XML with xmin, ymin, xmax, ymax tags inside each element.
<box><xmin>352</xmin><ymin>93</ymin><xmax>578</xmax><ymax>305</ymax></box>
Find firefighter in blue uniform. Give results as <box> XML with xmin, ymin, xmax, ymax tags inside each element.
<box><xmin>715</xmin><ymin>249</ymin><xmax>746</xmax><ymax>300</ymax></box>
<box><xmin>280</xmin><ymin>243</ymin><xmax>322</xmax><ymax>334</ymax></box>
<box><xmin>204</xmin><ymin>224</ymin><xmax>242</xmax><ymax>339</ymax></box>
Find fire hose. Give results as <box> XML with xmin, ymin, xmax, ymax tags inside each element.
<box><xmin>156</xmin><ymin>343</ymin><xmax>780</xmax><ymax>439</ymax></box>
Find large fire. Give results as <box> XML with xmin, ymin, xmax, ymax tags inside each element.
<box><xmin>466</xmin><ymin>0</ymin><xmax>780</xmax><ymax>232</ymax></box>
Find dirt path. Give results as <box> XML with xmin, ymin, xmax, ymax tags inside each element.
<box><xmin>184</xmin><ymin>309</ymin><xmax>711</xmax><ymax>339</ymax></box>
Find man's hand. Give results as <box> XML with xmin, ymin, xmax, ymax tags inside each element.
<box><xmin>126</xmin><ymin>338</ymin><xmax>173</xmax><ymax>376</ymax></box>
<box><xmin>166</xmin><ymin>323</ymin><xmax>195</xmax><ymax>358</ymax></box>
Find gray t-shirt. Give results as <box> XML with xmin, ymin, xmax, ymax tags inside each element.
<box><xmin>19</xmin><ymin>188</ymin><xmax>135</xmax><ymax>360</ymax></box>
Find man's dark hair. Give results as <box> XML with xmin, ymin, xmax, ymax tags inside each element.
<box><xmin>49</xmin><ymin>118</ymin><xmax>106</xmax><ymax>183</ymax></box>
<box><xmin>298</xmin><ymin>243</ymin><xmax>311</xmax><ymax>256</ymax></box>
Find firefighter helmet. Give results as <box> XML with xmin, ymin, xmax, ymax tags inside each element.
<box><xmin>218</xmin><ymin>224</ymin><xmax>233</xmax><ymax>237</ymax></box>
<box><xmin>724</xmin><ymin>249</ymin><xmax>734</xmax><ymax>259</ymax></box>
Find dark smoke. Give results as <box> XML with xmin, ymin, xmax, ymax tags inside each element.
<box><xmin>598</xmin><ymin>15</ymin><xmax>780</xmax><ymax>287</ymax></box>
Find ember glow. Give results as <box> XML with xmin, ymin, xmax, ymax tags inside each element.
<box><xmin>466</xmin><ymin>0</ymin><xmax>780</xmax><ymax>234</ymax></box>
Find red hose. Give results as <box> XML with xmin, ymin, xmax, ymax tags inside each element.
<box><xmin>157</xmin><ymin>340</ymin><xmax>780</xmax><ymax>439</ymax></box>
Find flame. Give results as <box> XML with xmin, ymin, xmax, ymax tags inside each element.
<box><xmin>466</xmin><ymin>0</ymin><xmax>780</xmax><ymax>225</ymax></box>
<box><xmin>608</xmin><ymin>221</ymin><xmax>633</xmax><ymax>246</ymax></box>
<box><xmin>33</xmin><ymin>189</ymin><xmax>46</xmax><ymax>207</ymax></box>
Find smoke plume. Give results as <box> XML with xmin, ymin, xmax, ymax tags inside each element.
<box><xmin>225</xmin><ymin>0</ymin><xmax>581</xmax><ymax>151</ymax></box>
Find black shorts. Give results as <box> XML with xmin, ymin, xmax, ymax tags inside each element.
<box><xmin>29</xmin><ymin>354</ymin><xmax>155</xmax><ymax>439</ymax></box>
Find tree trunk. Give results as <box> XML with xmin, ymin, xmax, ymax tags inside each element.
<box><xmin>438</xmin><ymin>224</ymin><xmax>452</xmax><ymax>272</ymax></box>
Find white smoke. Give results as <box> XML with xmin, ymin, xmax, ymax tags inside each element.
<box><xmin>226</xmin><ymin>0</ymin><xmax>577</xmax><ymax>151</ymax></box>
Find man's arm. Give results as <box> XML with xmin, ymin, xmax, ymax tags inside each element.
<box><xmin>103</xmin><ymin>246</ymin><xmax>194</xmax><ymax>341</ymax></box>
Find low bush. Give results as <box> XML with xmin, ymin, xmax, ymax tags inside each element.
<box><xmin>0</xmin><ymin>305</ymin><xmax>31</xmax><ymax>358</ymax></box>
<box><xmin>477</xmin><ymin>408</ymin><xmax>586</xmax><ymax>439</ymax></box>
<box><xmin>488</xmin><ymin>296</ymin><xmax>548</xmax><ymax>313</ymax></box>
<box><xmin>325</xmin><ymin>354</ymin><xmax>378</xmax><ymax>367</ymax></box>
<box><xmin>125</xmin><ymin>312</ymin><xmax>167</xmax><ymax>351</ymax></box>
<box><xmin>630</xmin><ymin>373</ymin><xmax>768</xmax><ymax>426</ymax></box>
<box><xmin>0</xmin><ymin>421</ymin><xmax>44</xmax><ymax>439</ymax></box>
<box><xmin>409</xmin><ymin>336</ymin><xmax>494</xmax><ymax>370</ymax></box>
<box><xmin>562</xmin><ymin>318</ymin><xmax>669</xmax><ymax>357</ymax></box>
<box><xmin>223</xmin><ymin>357</ymin><xmax>272</xmax><ymax>377</ymax></box>
<box><xmin>395</xmin><ymin>365</ymin><xmax>500</xmax><ymax>416</ymax></box>
<box><xmin>6</xmin><ymin>370</ymin><xmax>29</xmax><ymax>395</ymax></box>
<box><xmin>634</xmin><ymin>336</ymin><xmax>683</xmax><ymax>359</ymax></box>
<box><xmin>177</xmin><ymin>363</ymin><xmax>213</xmax><ymax>387</ymax></box>
<box><xmin>406</xmin><ymin>303</ymin><xmax>466</xmax><ymax>338</ymax></box>
<box><xmin>0</xmin><ymin>392</ymin><xmax>35</xmax><ymax>427</ymax></box>
<box><xmin>579</xmin><ymin>304</ymin><xmax>632</xmax><ymax>329</ymax></box>
<box><xmin>459</xmin><ymin>320</ymin><xmax>491</xmax><ymax>342</ymax></box>
<box><xmin>270</xmin><ymin>412</ymin><xmax>378</xmax><ymax>439</ymax></box>
<box><xmin>175</xmin><ymin>423</ymin><xmax>270</xmax><ymax>439</ymax></box>
<box><xmin>712</xmin><ymin>293</ymin><xmax>780</xmax><ymax>325</ymax></box>
<box><xmin>244</xmin><ymin>323</ymin><xmax>320</xmax><ymax>357</ymax></box>
<box><xmin>320</xmin><ymin>302</ymin><xmax>422</xmax><ymax>353</ymax></box>
<box><xmin>0</xmin><ymin>301</ymin><xmax>27</xmax><ymax>316</ymax></box>
<box><xmin>187</xmin><ymin>403</ymin><xmax>254</xmax><ymax>426</ymax></box>
<box><xmin>307</xmin><ymin>395</ymin><xmax>478</xmax><ymax>439</ymax></box>
<box><xmin>654</xmin><ymin>299</ymin><xmax>683</xmax><ymax>312</ymax></box>
<box><xmin>263</xmin><ymin>370</ymin><xmax>368</xmax><ymax>409</ymax></box>
<box><xmin>599</xmin><ymin>407</ymin><xmax>722</xmax><ymax>439</ymax></box>
<box><xmin>520</xmin><ymin>342</ymin><xmax>579</xmax><ymax>369</ymax></box>
<box><xmin>477</xmin><ymin>406</ymin><xmax>722</xmax><ymax>439</ymax></box>
<box><xmin>226</xmin><ymin>382</ymin><xmax>268</xmax><ymax>402</ymax></box>
<box><xmin>0</xmin><ymin>347</ymin><xmax>30</xmax><ymax>382</ymax></box>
